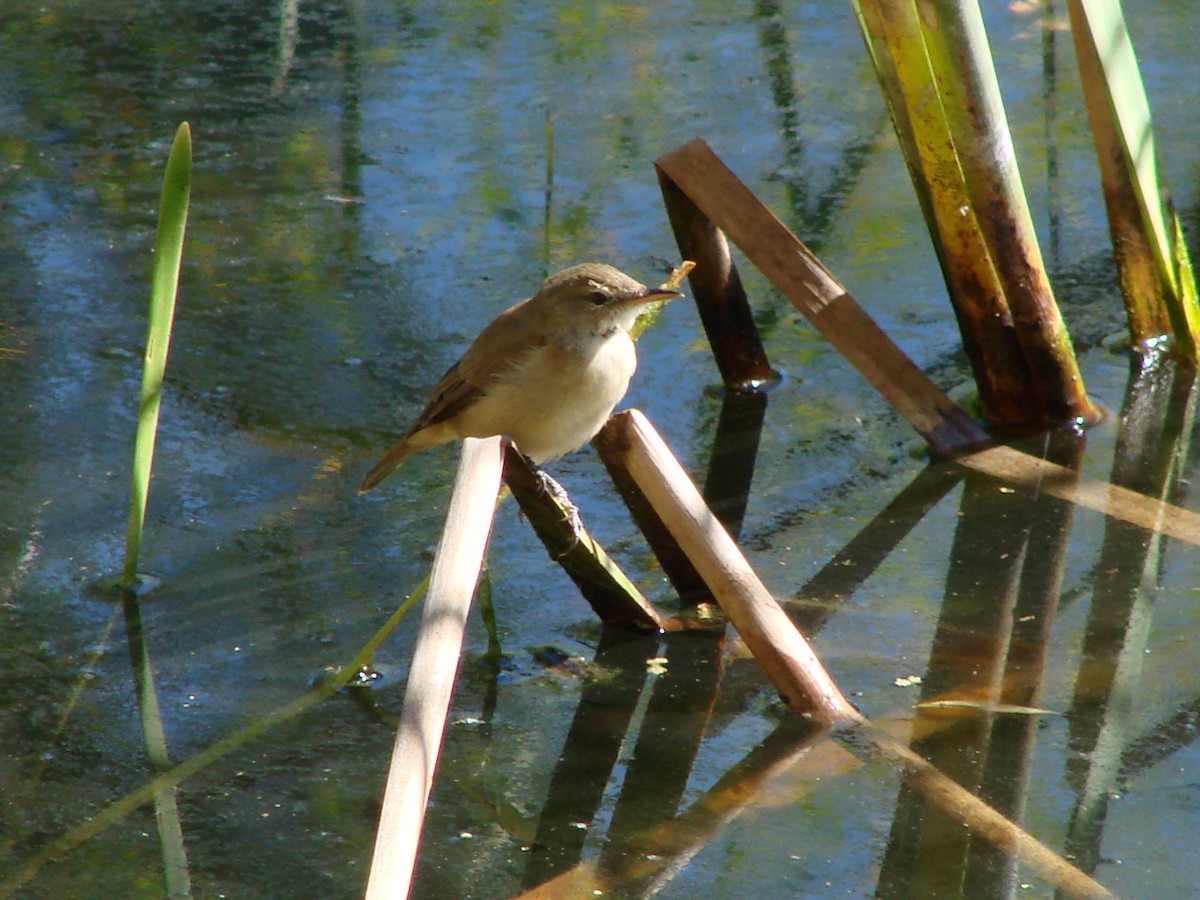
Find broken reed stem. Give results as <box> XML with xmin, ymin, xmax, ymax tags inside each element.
<box><xmin>364</xmin><ymin>436</ymin><xmax>505</xmax><ymax>900</ymax></box>
<box><xmin>502</xmin><ymin>444</ymin><xmax>668</xmax><ymax>632</ymax></box>
<box><xmin>656</xmin><ymin>167</ymin><xmax>776</xmax><ymax>390</ymax></box>
<box><xmin>595</xmin><ymin>410</ymin><xmax>859</xmax><ymax>724</ymax></box>
<box><xmin>656</xmin><ymin>138</ymin><xmax>989</xmax><ymax>456</ymax></box>
<box><xmin>655</xmin><ymin>139</ymin><xmax>1200</xmax><ymax>547</ymax></box>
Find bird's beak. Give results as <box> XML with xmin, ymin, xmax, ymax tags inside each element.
<box><xmin>622</xmin><ymin>286</ymin><xmax>682</xmax><ymax>307</ymax></box>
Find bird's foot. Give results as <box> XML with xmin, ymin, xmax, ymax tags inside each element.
<box><xmin>534</xmin><ymin>468</ymin><xmax>584</xmax><ymax>556</ymax></box>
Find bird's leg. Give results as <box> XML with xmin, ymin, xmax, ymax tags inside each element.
<box><xmin>533</xmin><ymin>466</ymin><xmax>585</xmax><ymax>556</ymax></box>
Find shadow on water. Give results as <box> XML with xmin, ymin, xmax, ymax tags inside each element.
<box><xmin>1063</xmin><ymin>360</ymin><xmax>1198</xmax><ymax>879</ymax></box>
<box><xmin>878</xmin><ymin>429</ymin><xmax>1084</xmax><ymax>898</ymax></box>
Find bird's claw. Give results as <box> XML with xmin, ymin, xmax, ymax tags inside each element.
<box><xmin>534</xmin><ymin>468</ymin><xmax>584</xmax><ymax>556</ymax></box>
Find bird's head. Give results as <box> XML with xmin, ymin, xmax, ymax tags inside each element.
<box><xmin>535</xmin><ymin>262</ymin><xmax>682</xmax><ymax>336</ymax></box>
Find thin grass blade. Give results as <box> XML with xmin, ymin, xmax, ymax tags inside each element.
<box><xmin>122</xmin><ymin>122</ymin><xmax>192</xmax><ymax>588</ymax></box>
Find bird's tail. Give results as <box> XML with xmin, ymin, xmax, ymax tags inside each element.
<box><xmin>358</xmin><ymin>439</ymin><xmax>417</xmax><ymax>492</ymax></box>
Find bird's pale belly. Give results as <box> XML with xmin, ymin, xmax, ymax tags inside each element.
<box><xmin>454</xmin><ymin>332</ymin><xmax>637</xmax><ymax>462</ymax></box>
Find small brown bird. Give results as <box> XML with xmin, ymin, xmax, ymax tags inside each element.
<box><xmin>359</xmin><ymin>262</ymin><xmax>680</xmax><ymax>491</ymax></box>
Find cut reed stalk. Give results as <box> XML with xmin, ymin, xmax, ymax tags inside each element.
<box><xmin>503</xmin><ymin>444</ymin><xmax>668</xmax><ymax>632</ymax></box>
<box><xmin>364</xmin><ymin>436</ymin><xmax>504</xmax><ymax>900</ymax></box>
<box><xmin>595</xmin><ymin>410</ymin><xmax>859</xmax><ymax>724</ymax></box>
<box><xmin>852</xmin><ymin>1</ymin><xmax>1029</xmax><ymax>422</ymax></box>
<box><xmin>656</xmin><ymin>170</ymin><xmax>776</xmax><ymax>390</ymax></box>
<box><xmin>656</xmin><ymin>138</ymin><xmax>989</xmax><ymax>456</ymax></box>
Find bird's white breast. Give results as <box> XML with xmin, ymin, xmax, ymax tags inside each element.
<box><xmin>455</xmin><ymin>329</ymin><xmax>637</xmax><ymax>462</ymax></box>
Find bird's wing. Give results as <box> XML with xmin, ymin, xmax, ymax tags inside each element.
<box><xmin>405</xmin><ymin>297</ymin><xmax>544</xmax><ymax>435</ymax></box>
<box><xmin>359</xmin><ymin>296</ymin><xmax>547</xmax><ymax>492</ymax></box>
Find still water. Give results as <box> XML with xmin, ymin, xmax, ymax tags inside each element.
<box><xmin>2</xmin><ymin>2</ymin><xmax>1199</xmax><ymax>897</ymax></box>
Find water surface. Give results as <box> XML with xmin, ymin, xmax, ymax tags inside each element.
<box><xmin>2</xmin><ymin>2</ymin><xmax>1199</xmax><ymax>897</ymax></box>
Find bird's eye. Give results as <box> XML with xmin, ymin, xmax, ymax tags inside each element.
<box><xmin>588</xmin><ymin>290</ymin><xmax>608</xmax><ymax>306</ymax></box>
